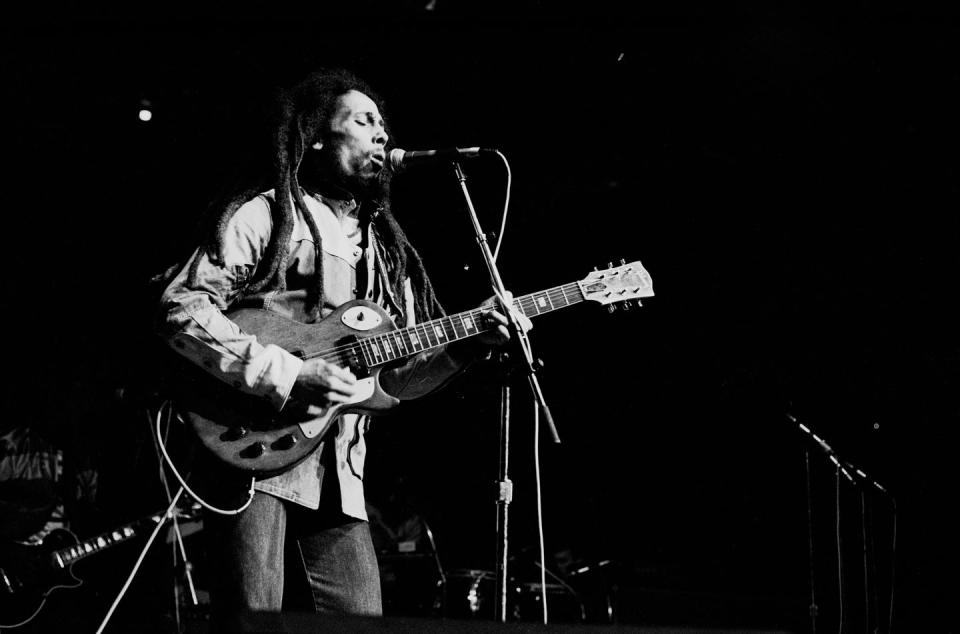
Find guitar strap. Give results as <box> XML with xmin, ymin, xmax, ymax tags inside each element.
<box><xmin>368</xmin><ymin>223</ymin><xmax>407</xmax><ymax>324</ymax></box>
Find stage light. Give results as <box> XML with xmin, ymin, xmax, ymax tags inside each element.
<box><xmin>138</xmin><ymin>98</ymin><xmax>153</xmax><ymax>122</ymax></box>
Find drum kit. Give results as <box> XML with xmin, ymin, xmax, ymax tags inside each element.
<box><xmin>378</xmin><ymin>551</ymin><xmax>616</xmax><ymax>624</ymax></box>
<box><xmin>440</xmin><ymin>569</ymin><xmax>587</xmax><ymax>623</ymax></box>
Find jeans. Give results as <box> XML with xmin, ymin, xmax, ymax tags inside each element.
<box><xmin>204</xmin><ymin>491</ymin><xmax>382</xmax><ymax>632</ymax></box>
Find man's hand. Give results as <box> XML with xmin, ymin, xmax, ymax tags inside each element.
<box><xmin>449</xmin><ymin>294</ymin><xmax>534</xmax><ymax>362</ymax></box>
<box><xmin>292</xmin><ymin>358</ymin><xmax>360</xmax><ymax>406</ymax></box>
<box><xmin>475</xmin><ymin>307</ymin><xmax>532</xmax><ymax>347</ymax></box>
<box><xmin>478</xmin><ymin>291</ymin><xmax>533</xmax><ymax>345</ymax></box>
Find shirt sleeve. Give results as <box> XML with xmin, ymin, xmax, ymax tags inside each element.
<box><xmin>155</xmin><ymin>197</ymin><xmax>304</xmax><ymax>411</ymax></box>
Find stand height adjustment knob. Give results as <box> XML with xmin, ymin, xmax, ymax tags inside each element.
<box><xmin>495</xmin><ymin>479</ymin><xmax>513</xmax><ymax>504</ymax></box>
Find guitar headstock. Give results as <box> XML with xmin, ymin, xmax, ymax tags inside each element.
<box><xmin>578</xmin><ymin>260</ymin><xmax>654</xmax><ymax>310</ymax></box>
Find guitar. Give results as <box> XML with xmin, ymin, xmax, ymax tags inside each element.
<box><xmin>0</xmin><ymin>511</ymin><xmax>171</xmax><ymax>628</ymax></box>
<box><xmin>174</xmin><ymin>260</ymin><xmax>654</xmax><ymax>477</ymax></box>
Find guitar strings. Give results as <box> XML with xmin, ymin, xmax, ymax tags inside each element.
<box><xmin>307</xmin><ymin>306</ymin><xmax>519</xmax><ymax>364</ymax></box>
<box><xmin>299</xmin><ymin>284</ymin><xmax>588</xmax><ymax>364</ymax></box>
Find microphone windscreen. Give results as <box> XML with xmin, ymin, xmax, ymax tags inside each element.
<box><xmin>387</xmin><ymin>148</ymin><xmax>407</xmax><ymax>172</ymax></box>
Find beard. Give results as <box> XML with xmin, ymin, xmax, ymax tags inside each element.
<box><xmin>301</xmin><ymin>148</ymin><xmax>391</xmax><ymax>204</ymax></box>
<box><xmin>343</xmin><ymin>165</ymin><xmax>391</xmax><ymax>203</ymax></box>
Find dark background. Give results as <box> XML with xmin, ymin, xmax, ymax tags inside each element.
<box><xmin>3</xmin><ymin>1</ymin><xmax>958</xmax><ymax>632</ymax></box>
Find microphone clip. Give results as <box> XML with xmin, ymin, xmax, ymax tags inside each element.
<box><xmin>789</xmin><ymin>413</ymin><xmax>891</xmax><ymax>496</ymax></box>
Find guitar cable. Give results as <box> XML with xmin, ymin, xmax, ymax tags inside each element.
<box><xmin>490</xmin><ymin>149</ymin><xmax>511</xmax><ymax>263</ymax></box>
<box><xmin>94</xmin><ymin>401</ymin><xmax>254</xmax><ymax>634</ymax></box>
<box><xmin>154</xmin><ymin>399</ymin><xmax>256</xmax><ymax>516</ymax></box>
<box><xmin>148</xmin><ymin>404</ymin><xmax>199</xmax><ymax>622</ymax></box>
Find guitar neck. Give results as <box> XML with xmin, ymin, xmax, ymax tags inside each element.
<box><xmin>357</xmin><ymin>281</ymin><xmax>586</xmax><ymax>368</ymax></box>
<box><xmin>49</xmin><ymin>514</ymin><xmax>162</xmax><ymax>569</ymax></box>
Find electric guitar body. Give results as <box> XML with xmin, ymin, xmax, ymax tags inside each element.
<box><xmin>175</xmin><ymin>300</ymin><xmax>402</xmax><ymax>479</ymax></box>
<box><xmin>0</xmin><ymin>513</ymin><xmax>166</xmax><ymax>629</ymax></box>
<box><xmin>0</xmin><ymin>530</ymin><xmax>81</xmax><ymax>628</ymax></box>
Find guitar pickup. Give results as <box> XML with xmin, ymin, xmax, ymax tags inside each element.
<box><xmin>339</xmin><ymin>336</ymin><xmax>370</xmax><ymax>377</ymax></box>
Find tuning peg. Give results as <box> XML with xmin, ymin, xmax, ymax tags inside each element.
<box><xmin>621</xmin><ymin>301</ymin><xmax>631</xmax><ymax>311</ymax></box>
<box><xmin>620</xmin><ymin>258</ymin><xmax>626</xmax><ymax>265</ymax></box>
<box><xmin>608</xmin><ymin>261</ymin><xmax>614</xmax><ymax>269</ymax></box>
<box><xmin>607</xmin><ymin>304</ymin><xmax>617</xmax><ymax>314</ymax></box>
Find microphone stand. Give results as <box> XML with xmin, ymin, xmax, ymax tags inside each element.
<box><xmin>495</xmin><ymin>366</ymin><xmax>512</xmax><ymax>623</ymax></box>
<box><xmin>803</xmin><ymin>447</ymin><xmax>819</xmax><ymax>634</ymax></box>
<box><xmin>422</xmin><ymin>519</ymin><xmax>448</xmax><ymax>618</ymax></box>
<box><xmin>449</xmin><ymin>160</ymin><xmax>560</xmax><ymax>623</ymax></box>
<box><xmin>790</xmin><ymin>413</ymin><xmax>893</xmax><ymax>634</ymax></box>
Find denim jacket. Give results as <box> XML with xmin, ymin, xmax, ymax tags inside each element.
<box><xmin>156</xmin><ymin>190</ymin><xmax>467</xmax><ymax>519</ymax></box>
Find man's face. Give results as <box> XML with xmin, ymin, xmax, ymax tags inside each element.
<box><xmin>319</xmin><ymin>90</ymin><xmax>389</xmax><ymax>196</ymax></box>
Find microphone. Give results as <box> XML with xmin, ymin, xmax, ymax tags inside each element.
<box><xmin>387</xmin><ymin>147</ymin><xmax>490</xmax><ymax>172</ymax></box>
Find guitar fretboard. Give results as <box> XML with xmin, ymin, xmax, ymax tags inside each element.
<box><xmin>354</xmin><ymin>282</ymin><xmax>586</xmax><ymax>368</ymax></box>
<box><xmin>50</xmin><ymin>516</ymin><xmax>160</xmax><ymax>568</ymax></box>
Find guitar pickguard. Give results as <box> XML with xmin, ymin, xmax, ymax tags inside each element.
<box><xmin>297</xmin><ymin>377</ymin><xmax>377</xmax><ymax>438</ymax></box>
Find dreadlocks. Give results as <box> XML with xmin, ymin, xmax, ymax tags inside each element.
<box><xmin>187</xmin><ymin>68</ymin><xmax>443</xmax><ymax>323</ymax></box>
